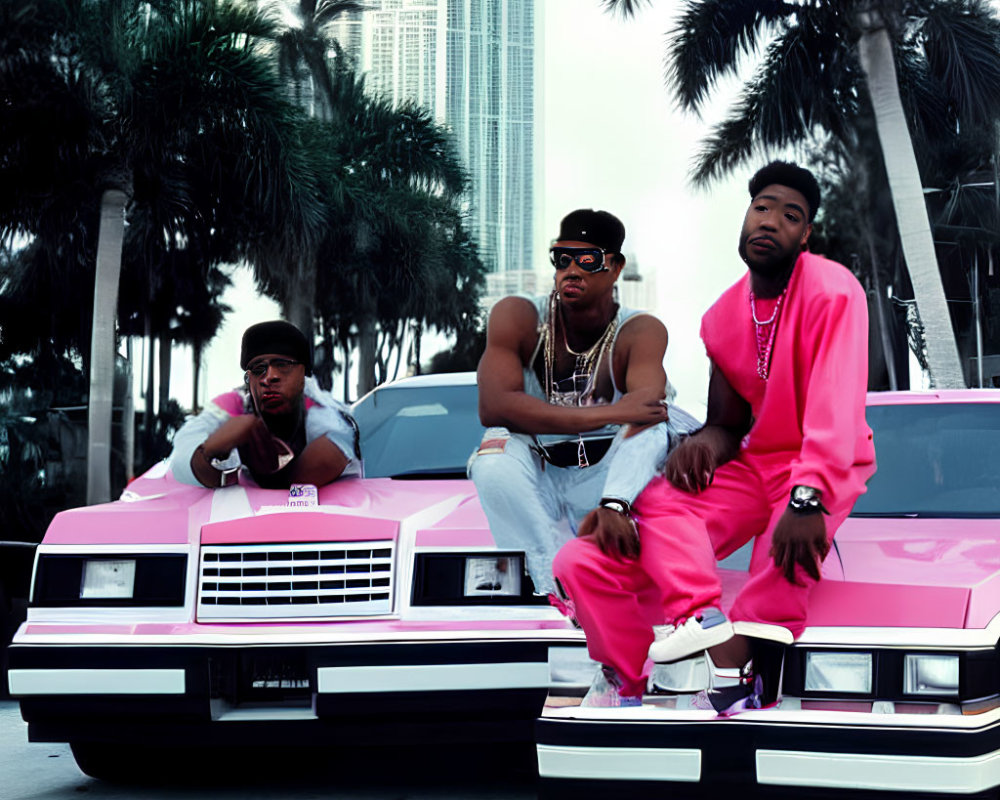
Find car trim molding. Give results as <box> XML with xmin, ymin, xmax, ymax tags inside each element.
<box><xmin>798</xmin><ymin>623</ymin><xmax>1000</xmax><ymax>650</ymax></box>
<box><xmin>757</xmin><ymin>748</ymin><xmax>1000</xmax><ymax>793</ymax></box>
<box><xmin>8</xmin><ymin>668</ymin><xmax>185</xmax><ymax>695</ymax></box>
<box><xmin>542</xmin><ymin>703</ymin><xmax>1000</xmax><ymax>731</ymax></box>
<box><xmin>536</xmin><ymin>744</ymin><xmax>702</xmax><ymax>782</ymax></box>
<box><xmin>13</xmin><ymin>628</ymin><xmax>582</xmax><ymax>646</ymax></box>
<box><xmin>316</xmin><ymin>662</ymin><xmax>550</xmax><ymax>692</ymax></box>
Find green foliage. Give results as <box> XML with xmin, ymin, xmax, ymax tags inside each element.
<box><xmin>0</xmin><ymin>0</ymin><xmax>325</xmax><ymax>361</ymax></box>
<box><xmin>425</xmin><ymin>328</ymin><xmax>487</xmax><ymax>375</ymax></box>
<box><xmin>1</xmin><ymin>0</ymin><xmax>487</xmax><ymax>514</ymax></box>
<box><xmin>0</xmin><ymin>356</ymin><xmax>86</xmax><ymax>541</ymax></box>
<box><xmin>609</xmin><ymin>0</ymin><xmax>1000</xmax><ymax>386</ymax></box>
<box><xmin>647</xmin><ymin>0</ymin><xmax>1000</xmax><ymax>187</ymax></box>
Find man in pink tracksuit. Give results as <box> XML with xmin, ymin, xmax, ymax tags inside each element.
<box><xmin>554</xmin><ymin>162</ymin><xmax>876</xmax><ymax>707</ymax></box>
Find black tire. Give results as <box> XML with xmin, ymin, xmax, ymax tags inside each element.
<box><xmin>0</xmin><ymin>582</ymin><xmax>12</xmax><ymax>701</ymax></box>
<box><xmin>70</xmin><ymin>742</ymin><xmax>158</xmax><ymax>783</ymax></box>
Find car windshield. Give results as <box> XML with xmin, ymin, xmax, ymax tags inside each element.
<box><xmin>353</xmin><ymin>383</ymin><xmax>484</xmax><ymax>478</ymax></box>
<box><xmin>852</xmin><ymin>402</ymin><xmax>1000</xmax><ymax>518</ymax></box>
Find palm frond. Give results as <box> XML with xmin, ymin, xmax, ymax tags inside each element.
<box><xmin>920</xmin><ymin>0</ymin><xmax>1000</xmax><ymax>130</ymax></box>
<box><xmin>667</xmin><ymin>0</ymin><xmax>792</xmax><ymax>114</ymax></box>
<box><xmin>601</xmin><ymin>0</ymin><xmax>651</xmax><ymax>19</ymax></box>
<box><xmin>691</xmin><ymin>20</ymin><xmax>851</xmax><ymax>185</ymax></box>
<box><xmin>313</xmin><ymin>0</ymin><xmax>365</xmax><ymax>28</ymax></box>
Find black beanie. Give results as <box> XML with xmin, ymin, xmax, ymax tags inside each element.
<box><xmin>240</xmin><ymin>321</ymin><xmax>312</xmax><ymax>376</ymax></box>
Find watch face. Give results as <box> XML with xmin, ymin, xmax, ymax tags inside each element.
<box><xmin>792</xmin><ymin>486</ymin><xmax>817</xmax><ymax>502</ymax></box>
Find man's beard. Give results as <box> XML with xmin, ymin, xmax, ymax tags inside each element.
<box><xmin>738</xmin><ymin>234</ymin><xmax>800</xmax><ymax>281</ymax></box>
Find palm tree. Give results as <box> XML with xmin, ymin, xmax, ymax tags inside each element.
<box><xmin>250</xmin><ymin>0</ymin><xmax>363</xmax><ymax>339</ymax></box>
<box><xmin>1</xmin><ymin>0</ymin><xmax>325</xmax><ymax>502</ymax></box>
<box><xmin>269</xmin><ymin>0</ymin><xmax>365</xmax><ymax>119</ymax></box>
<box><xmin>307</xmin><ymin>73</ymin><xmax>478</xmax><ymax>396</ymax></box>
<box><xmin>607</xmin><ymin>0</ymin><xmax>1000</xmax><ymax>388</ymax></box>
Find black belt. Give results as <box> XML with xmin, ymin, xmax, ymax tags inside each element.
<box><xmin>540</xmin><ymin>437</ymin><xmax>613</xmax><ymax>469</ymax></box>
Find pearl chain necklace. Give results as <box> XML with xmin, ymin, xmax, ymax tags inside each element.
<box><xmin>749</xmin><ymin>287</ymin><xmax>787</xmax><ymax>380</ymax></box>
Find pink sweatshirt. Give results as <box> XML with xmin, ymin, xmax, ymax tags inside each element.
<box><xmin>700</xmin><ymin>251</ymin><xmax>876</xmax><ymax>507</ymax></box>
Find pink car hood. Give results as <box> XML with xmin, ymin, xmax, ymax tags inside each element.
<box><xmin>41</xmin><ymin>465</ymin><xmax>488</xmax><ymax>548</ymax></box>
<box><xmin>804</xmin><ymin>516</ymin><xmax>1000</xmax><ymax>630</ymax></box>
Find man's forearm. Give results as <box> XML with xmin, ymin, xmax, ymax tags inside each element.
<box><xmin>480</xmin><ymin>391</ymin><xmax>618</xmax><ymax>435</ymax></box>
<box><xmin>170</xmin><ymin>406</ymin><xmax>231</xmax><ymax>486</ymax></box>
<box><xmin>691</xmin><ymin>424</ymin><xmax>743</xmax><ymax>467</ymax></box>
<box><xmin>286</xmin><ymin>437</ymin><xmax>349</xmax><ymax>487</ymax></box>
<box><xmin>600</xmin><ymin>422</ymin><xmax>670</xmax><ymax>506</ymax></box>
<box><xmin>189</xmin><ymin>444</ymin><xmax>238</xmax><ymax>487</ymax></box>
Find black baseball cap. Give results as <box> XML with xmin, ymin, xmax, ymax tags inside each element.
<box><xmin>556</xmin><ymin>209</ymin><xmax>626</xmax><ymax>253</ymax></box>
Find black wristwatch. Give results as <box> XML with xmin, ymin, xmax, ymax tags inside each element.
<box><xmin>789</xmin><ymin>485</ymin><xmax>825</xmax><ymax>514</ymax></box>
<box><xmin>599</xmin><ymin>498</ymin><xmax>632</xmax><ymax>516</ymax></box>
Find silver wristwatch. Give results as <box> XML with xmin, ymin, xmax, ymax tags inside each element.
<box><xmin>209</xmin><ymin>456</ymin><xmax>240</xmax><ymax>488</ymax></box>
<box><xmin>789</xmin><ymin>485</ymin><xmax>824</xmax><ymax>514</ymax></box>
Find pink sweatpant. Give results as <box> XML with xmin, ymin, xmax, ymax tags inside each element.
<box><xmin>553</xmin><ymin>451</ymin><xmax>859</xmax><ymax>697</ymax></box>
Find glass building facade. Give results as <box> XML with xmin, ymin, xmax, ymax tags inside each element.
<box><xmin>331</xmin><ymin>0</ymin><xmax>537</xmax><ymax>302</ymax></box>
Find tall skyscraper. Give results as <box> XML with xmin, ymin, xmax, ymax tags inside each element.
<box><xmin>330</xmin><ymin>0</ymin><xmax>538</xmax><ymax>306</ymax></box>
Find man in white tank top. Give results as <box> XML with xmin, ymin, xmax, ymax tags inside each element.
<box><xmin>469</xmin><ymin>209</ymin><xmax>694</xmax><ymax>603</ymax></box>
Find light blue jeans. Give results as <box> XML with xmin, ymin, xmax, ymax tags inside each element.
<box><xmin>468</xmin><ymin>422</ymin><xmax>677</xmax><ymax>595</ymax></box>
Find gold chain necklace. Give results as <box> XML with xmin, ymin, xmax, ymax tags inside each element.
<box><xmin>542</xmin><ymin>290</ymin><xmax>617</xmax><ymax>405</ymax></box>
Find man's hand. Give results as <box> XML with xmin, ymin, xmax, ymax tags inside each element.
<box><xmin>770</xmin><ymin>508</ymin><xmax>829</xmax><ymax>585</ymax></box>
<box><xmin>577</xmin><ymin>507</ymin><xmax>639</xmax><ymax>560</ymax></box>
<box><xmin>240</xmin><ymin>420</ymin><xmax>290</xmax><ymax>476</ymax></box>
<box><xmin>203</xmin><ymin>414</ymin><xmax>264</xmax><ymax>456</ymax></box>
<box><xmin>613</xmin><ymin>386</ymin><xmax>669</xmax><ymax>427</ymax></box>
<box><xmin>665</xmin><ymin>436</ymin><xmax>718</xmax><ymax>492</ymax></box>
<box><xmin>192</xmin><ymin>415</ymin><xmax>270</xmax><ymax>488</ymax></box>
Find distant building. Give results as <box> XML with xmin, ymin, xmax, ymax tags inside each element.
<box><xmin>330</xmin><ymin>0</ymin><xmax>537</xmax><ymax>308</ymax></box>
<box><xmin>618</xmin><ymin>253</ymin><xmax>657</xmax><ymax>312</ymax></box>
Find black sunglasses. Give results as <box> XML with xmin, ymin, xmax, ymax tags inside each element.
<box><xmin>549</xmin><ymin>246</ymin><xmax>612</xmax><ymax>273</ymax></box>
<box><xmin>245</xmin><ymin>358</ymin><xmax>301</xmax><ymax>379</ymax></box>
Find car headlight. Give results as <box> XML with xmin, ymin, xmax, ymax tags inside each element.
<box><xmin>33</xmin><ymin>554</ymin><xmax>187</xmax><ymax>607</ymax></box>
<box><xmin>412</xmin><ymin>553</ymin><xmax>544</xmax><ymax>605</ymax></box>
<box><xmin>80</xmin><ymin>559</ymin><xmax>136</xmax><ymax>599</ymax></box>
<box><xmin>904</xmin><ymin>654</ymin><xmax>959</xmax><ymax>697</ymax></box>
<box><xmin>804</xmin><ymin>651</ymin><xmax>872</xmax><ymax>694</ymax></box>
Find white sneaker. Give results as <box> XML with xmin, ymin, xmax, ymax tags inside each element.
<box><xmin>647</xmin><ymin>608</ymin><xmax>734</xmax><ymax>663</ymax></box>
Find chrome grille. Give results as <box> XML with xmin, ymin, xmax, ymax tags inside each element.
<box><xmin>197</xmin><ymin>542</ymin><xmax>394</xmax><ymax>620</ymax></box>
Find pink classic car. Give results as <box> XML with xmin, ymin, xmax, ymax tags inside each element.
<box><xmin>538</xmin><ymin>390</ymin><xmax>1000</xmax><ymax>799</ymax></box>
<box><xmin>7</xmin><ymin>373</ymin><xmax>586</xmax><ymax>780</ymax></box>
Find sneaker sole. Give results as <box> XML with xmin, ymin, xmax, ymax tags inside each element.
<box><xmin>648</xmin><ymin>620</ymin><xmax>734</xmax><ymax>663</ymax></box>
<box><xmin>732</xmin><ymin>620</ymin><xmax>794</xmax><ymax>644</ymax></box>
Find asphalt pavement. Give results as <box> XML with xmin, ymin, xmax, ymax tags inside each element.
<box><xmin>0</xmin><ymin>701</ymin><xmax>537</xmax><ymax>800</ymax></box>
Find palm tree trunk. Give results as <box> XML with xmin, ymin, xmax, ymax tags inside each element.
<box><xmin>357</xmin><ymin>316</ymin><xmax>376</xmax><ymax>397</ymax></box>
<box><xmin>412</xmin><ymin>323</ymin><xmax>422</xmax><ymax>375</ymax></box>
<box><xmin>192</xmin><ymin>341</ymin><xmax>202</xmax><ymax>413</ymax></box>
<box><xmin>285</xmin><ymin>255</ymin><xmax>315</xmax><ymax>342</ymax></box>
<box><xmin>866</xmin><ymin>230</ymin><xmax>898</xmax><ymax>390</ymax></box>
<box><xmin>124</xmin><ymin>336</ymin><xmax>135</xmax><ymax>482</ymax></box>
<box><xmin>343</xmin><ymin>340</ymin><xmax>352</xmax><ymax>403</ymax></box>
<box><xmin>158</xmin><ymin>331</ymin><xmax>172</xmax><ymax>414</ymax></box>
<box><xmin>86</xmin><ymin>189</ymin><xmax>127</xmax><ymax>505</ymax></box>
<box><xmin>856</xmin><ymin>12</ymin><xmax>965</xmax><ymax>388</ymax></box>
<box><xmin>144</xmin><ymin>317</ymin><xmax>156</xmax><ymax>459</ymax></box>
